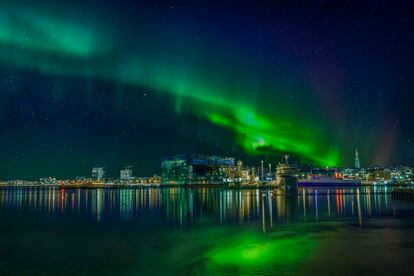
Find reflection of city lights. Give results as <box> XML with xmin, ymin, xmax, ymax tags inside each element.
<box><xmin>0</xmin><ymin>186</ymin><xmax>395</xmax><ymax>226</ymax></box>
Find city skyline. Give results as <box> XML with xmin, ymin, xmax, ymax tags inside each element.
<box><xmin>4</xmin><ymin>149</ymin><xmax>414</xmax><ymax>182</ymax></box>
<box><xmin>0</xmin><ymin>1</ymin><xmax>412</xmax><ymax>179</ymax></box>
<box><xmin>0</xmin><ymin>149</ymin><xmax>372</xmax><ymax>180</ymax></box>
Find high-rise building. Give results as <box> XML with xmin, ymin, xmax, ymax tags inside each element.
<box><xmin>120</xmin><ymin>166</ymin><xmax>133</xmax><ymax>180</ymax></box>
<box><xmin>92</xmin><ymin>167</ymin><xmax>105</xmax><ymax>180</ymax></box>
<box><xmin>355</xmin><ymin>149</ymin><xmax>361</xmax><ymax>169</ymax></box>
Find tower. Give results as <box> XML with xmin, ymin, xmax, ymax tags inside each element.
<box><xmin>355</xmin><ymin>149</ymin><xmax>361</xmax><ymax>169</ymax></box>
<box><xmin>236</xmin><ymin>160</ymin><xmax>243</xmax><ymax>178</ymax></box>
<box><xmin>236</xmin><ymin>160</ymin><xmax>243</xmax><ymax>173</ymax></box>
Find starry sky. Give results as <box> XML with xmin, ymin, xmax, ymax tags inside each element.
<box><xmin>0</xmin><ymin>1</ymin><xmax>412</xmax><ymax>179</ymax></box>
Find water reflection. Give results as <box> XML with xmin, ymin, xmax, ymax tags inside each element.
<box><xmin>0</xmin><ymin>186</ymin><xmax>396</xmax><ymax>227</ymax></box>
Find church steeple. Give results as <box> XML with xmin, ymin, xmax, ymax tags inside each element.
<box><xmin>355</xmin><ymin>149</ymin><xmax>361</xmax><ymax>169</ymax></box>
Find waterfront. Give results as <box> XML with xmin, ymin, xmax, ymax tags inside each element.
<box><xmin>1</xmin><ymin>186</ymin><xmax>414</xmax><ymax>275</ymax></box>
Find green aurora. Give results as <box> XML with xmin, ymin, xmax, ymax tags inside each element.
<box><xmin>0</xmin><ymin>3</ymin><xmax>339</xmax><ymax>166</ymax></box>
<box><xmin>205</xmin><ymin>230</ymin><xmax>317</xmax><ymax>273</ymax></box>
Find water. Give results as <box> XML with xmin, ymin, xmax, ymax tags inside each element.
<box><xmin>0</xmin><ymin>186</ymin><xmax>414</xmax><ymax>275</ymax></box>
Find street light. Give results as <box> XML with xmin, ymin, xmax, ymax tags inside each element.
<box><xmin>269</xmin><ymin>163</ymin><xmax>272</xmax><ymax>180</ymax></box>
<box><xmin>261</xmin><ymin>160</ymin><xmax>264</xmax><ymax>181</ymax></box>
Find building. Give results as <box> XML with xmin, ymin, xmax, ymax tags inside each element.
<box><xmin>92</xmin><ymin>167</ymin><xmax>105</xmax><ymax>180</ymax></box>
<box><xmin>120</xmin><ymin>166</ymin><xmax>133</xmax><ymax>180</ymax></box>
<box><xmin>365</xmin><ymin>167</ymin><xmax>390</xmax><ymax>181</ymax></box>
<box><xmin>39</xmin><ymin>177</ymin><xmax>57</xmax><ymax>185</ymax></box>
<box><xmin>161</xmin><ymin>154</ymin><xmax>236</xmax><ymax>184</ymax></box>
<box><xmin>355</xmin><ymin>149</ymin><xmax>361</xmax><ymax>169</ymax></box>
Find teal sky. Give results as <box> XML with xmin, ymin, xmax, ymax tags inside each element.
<box><xmin>0</xmin><ymin>1</ymin><xmax>412</xmax><ymax>178</ymax></box>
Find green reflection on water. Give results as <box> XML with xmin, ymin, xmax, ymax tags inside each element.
<box><xmin>204</xmin><ymin>228</ymin><xmax>317</xmax><ymax>274</ymax></box>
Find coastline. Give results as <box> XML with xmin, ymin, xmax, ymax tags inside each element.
<box><xmin>0</xmin><ymin>183</ymin><xmax>404</xmax><ymax>189</ymax></box>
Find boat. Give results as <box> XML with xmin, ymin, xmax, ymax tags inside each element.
<box><xmin>275</xmin><ymin>155</ymin><xmax>298</xmax><ymax>193</ymax></box>
<box><xmin>298</xmin><ymin>175</ymin><xmax>361</xmax><ymax>186</ymax></box>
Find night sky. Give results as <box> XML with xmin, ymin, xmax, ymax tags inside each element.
<box><xmin>0</xmin><ymin>1</ymin><xmax>413</xmax><ymax>179</ymax></box>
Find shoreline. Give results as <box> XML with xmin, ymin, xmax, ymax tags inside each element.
<box><xmin>0</xmin><ymin>183</ymin><xmax>407</xmax><ymax>189</ymax></box>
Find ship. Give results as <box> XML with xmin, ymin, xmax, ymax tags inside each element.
<box><xmin>275</xmin><ymin>155</ymin><xmax>298</xmax><ymax>193</ymax></box>
<box><xmin>298</xmin><ymin>175</ymin><xmax>361</xmax><ymax>186</ymax></box>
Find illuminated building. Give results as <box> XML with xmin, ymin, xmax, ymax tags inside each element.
<box><xmin>161</xmin><ymin>154</ymin><xmax>236</xmax><ymax>184</ymax></box>
<box><xmin>39</xmin><ymin>177</ymin><xmax>57</xmax><ymax>185</ymax></box>
<box><xmin>92</xmin><ymin>167</ymin><xmax>105</xmax><ymax>180</ymax></box>
<box><xmin>120</xmin><ymin>166</ymin><xmax>133</xmax><ymax>180</ymax></box>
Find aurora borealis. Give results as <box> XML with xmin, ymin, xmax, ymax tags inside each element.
<box><xmin>0</xmin><ymin>1</ymin><xmax>412</xmax><ymax>178</ymax></box>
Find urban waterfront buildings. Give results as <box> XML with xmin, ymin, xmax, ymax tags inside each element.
<box><xmin>120</xmin><ymin>166</ymin><xmax>133</xmax><ymax>181</ymax></box>
<box><xmin>92</xmin><ymin>167</ymin><xmax>105</xmax><ymax>180</ymax></box>
<box><xmin>1</xmin><ymin>151</ymin><xmax>414</xmax><ymax>187</ymax></box>
<box><xmin>161</xmin><ymin>154</ymin><xmax>237</xmax><ymax>184</ymax></box>
<box><xmin>39</xmin><ymin>177</ymin><xmax>57</xmax><ymax>185</ymax></box>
